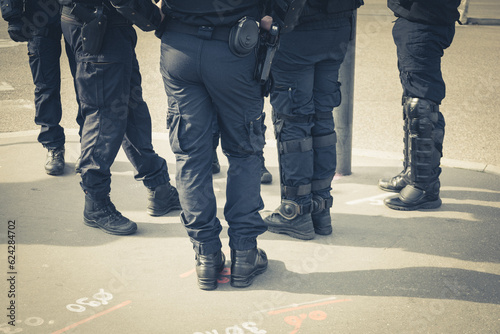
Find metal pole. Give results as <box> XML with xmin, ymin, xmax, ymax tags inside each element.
<box><xmin>334</xmin><ymin>10</ymin><xmax>357</xmax><ymax>176</ymax></box>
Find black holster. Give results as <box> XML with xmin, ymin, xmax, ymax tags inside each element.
<box><xmin>254</xmin><ymin>23</ymin><xmax>279</xmax><ymax>97</ymax></box>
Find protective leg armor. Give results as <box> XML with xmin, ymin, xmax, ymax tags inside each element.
<box><xmin>265</xmin><ymin>110</ymin><xmax>337</xmax><ymax>238</ymax></box>
<box><xmin>385</xmin><ymin>97</ymin><xmax>444</xmax><ymax>210</ymax></box>
<box><xmin>264</xmin><ymin>112</ymin><xmax>316</xmax><ymax>240</ymax></box>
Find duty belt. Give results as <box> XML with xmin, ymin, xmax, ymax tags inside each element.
<box><xmin>165</xmin><ymin>20</ymin><xmax>231</xmax><ymax>41</ymax></box>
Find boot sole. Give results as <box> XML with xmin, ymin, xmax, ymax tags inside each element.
<box><xmin>45</xmin><ymin>168</ymin><xmax>64</xmax><ymax>176</ymax></box>
<box><xmin>83</xmin><ymin>217</ymin><xmax>137</xmax><ymax>235</ymax></box>
<box><xmin>267</xmin><ymin>226</ymin><xmax>315</xmax><ymax>240</ymax></box>
<box><xmin>230</xmin><ymin>265</ymin><xmax>268</xmax><ymax>288</ymax></box>
<box><xmin>147</xmin><ymin>204</ymin><xmax>182</xmax><ymax>217</ymax></box>
<box><xmin>378</xmin><ymin>184</ymin><xmax>403</xmax><ymax>193</ymax></box>
<box><xmin>385</xmin><ymin>198</ymin><xmax>442</xmax><ymax>211</ymax></box>
<box><xmin>314</xmin><ymin>226</ymin><xmax>332</xmax><ymax>235</ymax></box>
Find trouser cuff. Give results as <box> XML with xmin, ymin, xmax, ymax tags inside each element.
<box><xmin>229</xmin><ymin>237</ymin><xmax>258</xmax><ymax>251</ymax></box>
<box><xmin>192</xmin><ymin>239</ymin><xmax>223</xmax><ymax>256</ymax></box>
<box><xmin>143</xmin><ymin>172</ymin><xmax>170</xmax><ymax>190</ymax></box>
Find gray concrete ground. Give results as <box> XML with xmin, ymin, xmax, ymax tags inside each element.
<box><xmin>1</xmin><ymin>0</ymin><xmax>500</xmax><ymax>333</ymax></box>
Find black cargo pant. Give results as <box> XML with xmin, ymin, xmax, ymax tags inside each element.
<box><xmin>62</xmin><ymin>10</ymin><xmax>169</xmax><ymax>200</ymax></box>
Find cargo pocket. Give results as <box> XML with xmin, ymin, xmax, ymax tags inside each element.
<box><xmin>246</xmin><ymin>112</ymin><xmax>266</xmax><ymax>153</ymax></box>
<box><xmin>166</xmin><ymin>95</ymin><xmax>185</xmax><ymax>154</ymax></box>
<box><xmin>270</xmin><ymin>83</ymin><xmax>295</xmax><ymax>139</ymax></box>
<box><xmin>270</xmin><ymin>83</ymin><xmax>295</xmax><ymax>116</ymax></box>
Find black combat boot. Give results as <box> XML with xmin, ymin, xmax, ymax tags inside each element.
<box><xmin>84</xmin><ymin>195</ymin><xmax>137</xmax><ymax>235</ymax></box>
<box><xmin>378</xmin><ymin>168</ymin><xmax>410</xmax><ymax>192</ymax></box>
<box><xmin>384</xmin><ymin>179</ymin><xmax>441</xmax><ymax>210</ymax></box>
<box><xmin>311</xmin><ymin>196</ymin><xmax>333</xmax><ymax>235</ymax></box>
<box><xmin>195</xmin><ymin>250</ymin><xmax>226</xmax><ymax>290</ymax></box>
<box><xmin>230</xmin><ymin>248</ymin><xmax>268</xmax><ymax>288</ymax></box>
<box><xmin>147</xmin><ymin>183</ymin><xmax>182</xmax><ymax>216</ymax></box>
<box><xmin>264</xmin><ymin>199</ymin><xmax>315</xmax><ymax>240</ymax></box>
<box><xmin>259</xmin><ymin>153</ymin><xmax>272</xmax><ymax>184</ymax></box>
<box><xmin>45</xmin><ymin>146</ymin><xmax>65</xmax><ymax>175</ymax></box>
<box><xmin>384</xmin><ymin>98</ymin><xmax>444</xmax><ymax>211</ymax></box>
<box><xmin>311</xmin><ymin>210</ymin><xmax>331</xmax><ymax>235</ymax></box>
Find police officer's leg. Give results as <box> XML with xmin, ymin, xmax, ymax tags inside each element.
<box><xmin>263</xmin><ymin>31</ymin><xmax>317</xmax><ymax>240</ymax></box>
<box><xmin>305</xmin><ymin>21</ymin><xmax>351</xmax><ymax>236</ymax></box>
<box><xmin>384</xmin><ymin>18</ymin><xmax>455</xmax><ymax>210</ymax></box>
<box><xmin>203</xmin><ymin>38</ymin><xmax>267</xmax><ymax>288</ymax></box>
<box><xmin>309</xmin><ymin>62</ymin><xmax>344</xmax><ymax>235</ymax></box>
<box><xmin>62</xmin><ymin>19</ymin><xmax>137</xmax><ymax>235</ymax></box>
<box><xmin>121</xmin><ymin>46</ymin><xmax>180</xmax><ymax>217</ymax></box>
<box><xmin>28</xmin><ymin>22</ymin><xmax>65</xmax><ymax>175</ymax></box>
<box><xmin>160</xmin><ymin>32</ymin><xmax>224</xmax><ymax>290</ymax></box>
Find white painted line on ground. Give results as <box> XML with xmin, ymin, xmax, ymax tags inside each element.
<box><xmin>346</xmin><ymin>193</ymin><xmax>391</xmax><ymax>205</ymax></box>
<box><xmin>0</xmin><ymin>99</ymin><xmax>34</xmax><ymax>109</ymax></box>
<box><xmin>0</xmin><ymin>81</ymin><xmax>14</xmax><ymax>91</ymax></box>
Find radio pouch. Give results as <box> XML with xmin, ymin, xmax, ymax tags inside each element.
<box><xmin>229</xmin><ymin>16</ymin><xmax>259</xmax><ymax>57</ymax></box>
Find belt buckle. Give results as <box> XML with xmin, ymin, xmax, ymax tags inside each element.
<box><xmin>198</xmin><ymin>26</ymin><xmax>214</xmax><ymax>40</ymax></box>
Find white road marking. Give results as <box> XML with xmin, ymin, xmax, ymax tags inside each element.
<box><xmin>346</xmin><ymin>193</ymin><xmax>392</xmax><ymax>205</ymax></box>
<box><xmin>0</xmin><ymin>81</ymin><xmax>14</xmax><ymax>91</ymax></box>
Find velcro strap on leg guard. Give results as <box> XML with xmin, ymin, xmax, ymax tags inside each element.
<box><xmin>312</xmin><ymin>195</ymin><xmax>333</xmax><ymax>214</ymax></box>
<box><xmin>311</xmin><ymin>176</ymin><xmax>334</xmax><ymax>192</ymax></box>
<box><xmin>277</xmin><ymin>199</ymin><xmax>312</xmax><ymax>220</ymax></box>
<box><xmin>314</xmin><ymin>111</ymin><xmax>333</xmax><ymax>120</ymax></box>
<box><xmin>282</xmin><ymin>183</ymin><xmax>311</xmax><ymax>197</ymax></box>
<box><xmin>313</xmin><ymin>133</ymin><xmax>337</xmax><ymax>148</ymax></box>
<box><xmin>279</xmin><ymin>137</ymin><xmax>313</xmax><ymax>154</ymax></box>
<box><xmin>410</xmin><ymin>136</ymin><xmax>434</xmax><ymax>183</ymax></box>
<box><xmin>405</xmin><ymin>97</ymin><xmax>439</xmax><ymax>120</ymax></box>
<box><xmin>275</xmin><ymin>113</ymin><xmax>314</xmax><ymax>124</ymax></box>
<box><xmin>410</xmin><ymin>117</ymin><xmax>433</xmax><ymax>137</ymax></box>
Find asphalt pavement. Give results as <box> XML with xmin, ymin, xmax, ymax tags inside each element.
<box><xmin>0</xmin><ymin>1</ymin><xmax>499</xmax><ymax>333</ymax></box>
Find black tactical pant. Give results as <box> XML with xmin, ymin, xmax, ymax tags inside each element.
<box><xmin>62</xmin><ymin>13</ymin><xmax>169</xmax><ymax>200</ymax></box>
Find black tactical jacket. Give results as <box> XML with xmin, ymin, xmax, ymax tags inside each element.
<box><xmin>387</xmin><ymin>0</ymin><xmax>461</xmax><ymax>25</ymax></box>
<box><xmin>297</xmin><ymin>0</ymin><xmax>363</xmax><ymax>29</ymax></box>
<box><xmin>162</xmin><ymin>0</ymin><xmax>269</xmax><ymax>27</ymax></box>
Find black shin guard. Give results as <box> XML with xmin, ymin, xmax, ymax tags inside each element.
<box><xmin>384</xmin><ymin>98</ymin><xmax>444</xmax><ymax>210</ymax></box>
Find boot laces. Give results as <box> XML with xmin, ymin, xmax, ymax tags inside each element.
<box><xmin>99</xmin><ymin>199</ymin><xmax>124</xmax><ymax>223</ymax></box>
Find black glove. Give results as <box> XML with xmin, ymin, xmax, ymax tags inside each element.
<box><xmin>7</xmin><ymin>18</ymin><xmax>31</xmax><ymax>42</ymax></box>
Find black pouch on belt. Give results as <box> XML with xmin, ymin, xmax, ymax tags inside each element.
<box><xmin>71</xmin><ymin>4</ymin><xmax>108</xmax><ymax>54</ymax></box>
<box><xmin>229</xmin><ymin>16</ymin><xmax>259</xmax><ymax>57</ymax></box>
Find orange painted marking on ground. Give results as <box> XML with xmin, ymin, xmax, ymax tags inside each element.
<box><xmin>268</xmin><ymin>298</ymin><xmax>352</xmax><ymax>315</ymax></box>
<box><xmin>180</xmin><ymin>249</ymin><xmax>230</xmax><ymax>278</ymax></box>
<box><xmin>51</xmin><ymin>300</ymin><xmax>132</xmax><ymax>334</ymax></box>
<box><xmin>179</xmin><ymin>268</ymin><xmax>195</xmax><ymax>278</ymax></box>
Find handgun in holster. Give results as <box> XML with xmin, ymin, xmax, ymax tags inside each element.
<box><xmin>255</xmin><ymin>23</ymin><xmax>280</xmax><ymax>97</ymax></box>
